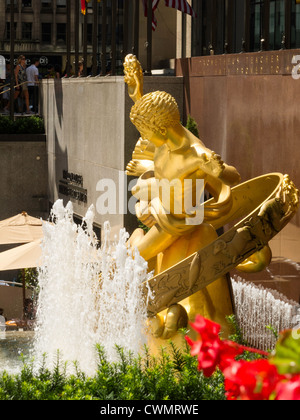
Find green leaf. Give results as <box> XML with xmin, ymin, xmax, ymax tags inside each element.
<box><xmin>270</xmin><ymin>330</ymin><xmax>300</xmax><ymax>375</ymax></box>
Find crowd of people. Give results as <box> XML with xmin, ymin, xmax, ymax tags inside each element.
<box><xmin>0</xmin><ymin>56</ymin><xmax>85</xmax><ymax>115</ymax></box>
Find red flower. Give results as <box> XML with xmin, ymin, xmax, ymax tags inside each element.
<box><xmin>186</xmin><ymin>315</ymin><xmax>243</xmax><ymax>378</ymax></box>
<box><xmin>190</xmin><ymin>315</ymin><xmax>221</xmax><ymax>338</ymax></box>
<box><xmin>275</xmin><ymin>376</ymin><xmax>300</xmax><ymax>401</ymax></box>
<box><xmin>223</xmin><ymin>359</ymin><xmax>281</xmax><ymax>400</ymax></box>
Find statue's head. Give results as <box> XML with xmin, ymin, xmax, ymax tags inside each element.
<box><xmin>130</xmin><ymin>91</ymin><xmax>180</xmax><ymax>142</ymax></box>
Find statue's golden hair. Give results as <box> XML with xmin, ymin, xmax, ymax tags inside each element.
<box><xmin>130</xmin><ymin>91</ymin><xmax>180</xmax><ymax>136</ymax></box>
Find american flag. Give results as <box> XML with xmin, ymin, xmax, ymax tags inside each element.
<box><xmin>142</xmin><ymin>0</ymin><xmax>196</xmax><ymax>31</ymax></box>
<box><xmin>164</xmin><ymin>0</ymin><xmax>196</xmax><ymax>18</ymax></box>
<box><xmin>142</xmin><ymin>0</ymin><xmax>160</xmax><ymax>31</ymax></box>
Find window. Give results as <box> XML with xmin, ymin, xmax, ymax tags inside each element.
<box><xmin>86</xmin><ymin>24</ymin><xmax>93</xmax><ymax>45</ymax></box>
<box><xmin>42</xmin><ymin>0</ymin><xmax>52</xmax><ymax>7</ymax></box>
<box><xmin>6</xmin><ymin>0</ymin><xmax>17</xmax><ymax>5</ymax></box>
<box><xmin>57</xmin><ymin>23</ymin><xmax>66</xmax><ymax>43</ymax></box>
<box><xmin>5</xmin><ymin>22</ymin><xmax>17</xmax><ymax>40</ymax></box>
<box><xmin>269</xmin><ymin>0</ymin><xmax>285</xmax><ymax>50</ymax></box>
<box><xmin>22</xmin><ymin>0</ymin><xmax>32</xmax><ymax>6</ymax></box>
<box><xmin>250</xmin><ymin>1</ymin><xmax>263</xmax><ymax>51</ymax></box>
<box><xmin>41</xmin><ymin>23</ymin><xmax>52</xmax><ymax>43</ymax></box>
<box><xmin>22</xmin><ymin>22</ymin><xmax>32</xmax><ymax>40</ymax></box>
<box><xmin>57</xmin><ymin>0</ymin><xmax>66</xmax><ymax>7</ymax></box>
<box><xmin>191</xmin><ymin>0</ymin><xmax>297</xmax><ymax>56</ymax></box>
<box><xmin>291</xmin><ymin>1</ymin><xmax>300</xmax><ymax>48</ymax></box>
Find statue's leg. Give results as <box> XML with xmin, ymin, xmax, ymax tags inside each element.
<box><xmin>128</xmin><ymin>228</ymin><xmax>145</xmax><ymax>248</ymax></box>
<box><xmin>130</xmin><ymin>224</ymin><xmax>179</xmax><ymax>262</ymax></box>
<box><xmin>149</xmin><ymin>223</ymin><xmax>233</xmax><ymax>345</ymax></box>
<box><xmin>184</xmin><ymin>225</ymin><xmax>233</xmax><ymax>339</ymax></box>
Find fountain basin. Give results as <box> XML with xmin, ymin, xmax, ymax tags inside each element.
<box><xmin>0</xmin><ymin>331</ymin><xmax>34</xmax><ymax>375</ymax></box>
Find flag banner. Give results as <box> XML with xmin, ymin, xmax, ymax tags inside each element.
<box><xmin>81</xmin><ymin>0</ymin><xmax>101</xmax><ymax>15</ymax></box>
<box><xmin>142</xmin><ymin>0</ymin><xmax>160</xmax><ymax>31</ymax></box>
<box><xmin>142</xmin><ymin>0</ymin><xmax>196</xmax><ymax>31</ymax></box>
<box><xmin>81</xmin><ymin>0</ymin><xmax>86</xmax><ymax>14</ymax></box>
<box><xmin>164</xmin><ymin>0</ymin><xmax>197</xmax><ymax>18</ymax></box>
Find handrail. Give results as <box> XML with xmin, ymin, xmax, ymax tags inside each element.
<box><xmin>0</xmin><ymin>82</ymin><xmax>11</xmax><ymax>90</ymax></box>
<box><xmin>0</xmin><ymin>81</ymin><xmax>29</xmax><ymax>96</ymax></box>
<box><xmin>0</xmin><ymin>280</ymin><xmax>34</xmax><ymax>289</ymax></box>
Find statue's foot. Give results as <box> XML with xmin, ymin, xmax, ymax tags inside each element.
<box><xmin>149</xmin><ymin>304</ymin><xmax>188</xmax><ymax>340</ymax></box>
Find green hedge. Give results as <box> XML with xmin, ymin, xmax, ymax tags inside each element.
<box><xmin>0</xmin><ymin>344</ymin><xmax>226</xmax><ymax>401</ymax></box>
<box><xmin>0</xmin><ymin>116</ymin><xmax>45</xmax><ymax>134</ymax></box>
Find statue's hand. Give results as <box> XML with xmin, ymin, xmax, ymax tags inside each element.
<box><xmin>200</xmin><ymin>152</ymin><xmax>225</xmax><ymax>178</ymax></box>
<box><xmin>135</xmin><ymin>202</ymin><xmax>157</xmax><ymax>228</ymax></box>
<box><xmin>124</xmin><ymin>54</ymin><xmax>143</xmax><ymax>102</ymax></box>
<box><xmin>149</xmin><ymin>305</ymin><xmax>188</xmax><ymax>340</ymax></box>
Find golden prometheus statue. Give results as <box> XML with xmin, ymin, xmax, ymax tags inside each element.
<box><xmin>123</xmin><ymin>54</ymin><xmax>299</xmax><ymax>345</ymax></box>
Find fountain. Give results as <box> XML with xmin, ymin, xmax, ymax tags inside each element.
<box><xmin>1</xmin><ymin>55</ymin><xmax>299</xmax><ymax>376</ymax></box>
<box><xmin>0</xmin><ymin>331</ymin><xmax>34</xmax><ymax>375</ymax></box>
<box><xmin>32</xmin><ymin>200</ymin><xmax>153</xmax><ymax>376</ymax></box>
<box><xmin>231</xmin><ymin>275</ymin><xmax>300</xmax><ymax>351</ymax></box>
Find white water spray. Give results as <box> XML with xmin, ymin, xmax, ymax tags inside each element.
<box><xmin>232</xmin><ymin>275</ymin><xmax>300</xmax><ymax>351</ymax></box>
<box><xmin>33</xmin><ymin>200</ymin><xmax>152</xmax><ymax>376</ymax></box>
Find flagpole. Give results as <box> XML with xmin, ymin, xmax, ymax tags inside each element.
<box><xmin>83</xmin><ymin>4</ymin><xmax>88</xmax><ymax>76</ymax></box>
<box><xmin>75</xmin><ymin>0</ymin><xmax>80</xmax><ymax>76</ymax></box>
<box><xmin>10</xmin><ymin>0</ymin><xmax>15</xmax><ymax>120</ymax></box>
<box><xmin>146</xmin><ymin>0</ymin><xmax>152</xmax><ymax>75</ymax></box>
<box><xmin>101</xmin><ymin>0</ymin><xmax>107</xmax><ymax>75</ymax></box>
<box><xmin>123</xmin><ymin>0</ymin><xmax>129</xmax><ymax>59</ymax></box>
<box><xmin>133</xmin><ymin>0</ymin><xmax>139</xmax><ymax>58</ymax></box>
<box><xmin>66</xmin><ymin>0</ymin><xmax>71</xmax><ymax>77</ymax></box>
<box><xmin>92</xmin><ymin>0</ymin><xmax>98</xmax><ymax>76</ymax></box>
<box><xmin>111</xmin><ymin>0</ymin><xmax>117</xmax><ymax>75</ymax></box>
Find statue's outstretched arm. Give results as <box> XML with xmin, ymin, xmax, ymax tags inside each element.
<box><xmin>124</xmin><ymin>54</ymin><xmax>143</xmax><ymax>103</ymax></box>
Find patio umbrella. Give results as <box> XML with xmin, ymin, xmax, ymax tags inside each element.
<box><xmin>0</xmin><ymin>240</ymin><xmax>42</xmax><ymax>271</ymax></box>
<box><xmin>0</xmin><ymin>211</ymin><xmax>43</xmax><ymax>245</ymax></box>
<box><xmin>0</xmin><ymin>240</ymin><xmax>42</xmax><ymax>320</ymax></box>
<box><xmin>0</xmin><ymin>211</ymin><xmax>46</xmax><ymax>321</ymax></box>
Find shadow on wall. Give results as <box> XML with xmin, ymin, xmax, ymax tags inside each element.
<box><xmin>51</xmin><ymin>79</ymin><xmax>69</xmax><ymax>207</ymax></box>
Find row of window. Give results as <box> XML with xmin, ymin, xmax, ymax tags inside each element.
<box><xmin>6</xmin><ymin>0</ymin><xmax>67</xmax><ymax>7</ymax></box>
<box><xmin>6</xmin><ymin>22</ymin><xmax>124</xmax><ymax>45</ymax></box>
<box><xmin>192</xmin><ymin>0</ymin><xmax>300</xmax><ymax>56</ymax></box>
<box><xmin>6</xmin><ymin>22</ymin><xmax>67</xmax><ymax>43</ymax></box>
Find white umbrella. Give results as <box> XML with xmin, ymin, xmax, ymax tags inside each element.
<box><xmin>0</xmin><ymin>212</ymin><xmax>43</xmax><ymax>245</ymax></box>
<box><xmin>0</xmin><ymin>240</ymin><xmax>42</xmax><ymax>319</ymax></box>
<box><xmin>0</xmin><ymin>240</ymin><xmax>42</xmax><ymax>271</ymax></box>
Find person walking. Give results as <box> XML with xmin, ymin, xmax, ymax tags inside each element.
<box><xmin>0</xmin><ymin>308</ymin><xmax>6</xmax><ymax>332</ymax></box>
<box><xmin>26</xmin><ymin>57</ymin><xmax>40</xmax><ymax>113</ymax></box>
<box><xmin>5</xmin><ymin>55</ymin><xmax>31</xmax><ymax>114</ymax></box>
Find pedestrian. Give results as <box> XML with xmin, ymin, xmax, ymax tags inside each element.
<box><xmin>1</xmin><ymin>63</ymin><xmax>10</xmax><ymax>112</ymax></box>
<box><xmin>78</xmin><ymin>61</ymin><xmax>84</xmax><ymax>77</ymax></box>
<box><xmin>6</xmin><ymin>55</ymin><xmax>31</xmax><ymax>114</ymax></box>
<box><xmin>15</xmin><ymin>55</ymin><xmax>31</xmax><ymax>113</ymax></box>
<box><xmin>0</xmin><ymin>308</ymin><xmax>6</xmax><ymax>332</ymax></box>
<box><xmin>26</xmin><ymin>57</ymin><xmax>40</xmax><ymax>113</ymax></box>
<box><xmin>45</xmin><ymin>64</ymin><xmax>56</xmax><ymax>79</ymax></box>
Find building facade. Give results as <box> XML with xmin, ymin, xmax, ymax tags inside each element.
<box><xmin>188</xmin><ymin>0</ymin><xmax>300</xmax><ymax>57</ymax></box>
<box><xmin>0</xmin><ymin>0</ymin><xmax>178</xmax><ymax>74</ymax></box>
